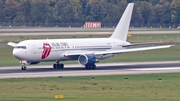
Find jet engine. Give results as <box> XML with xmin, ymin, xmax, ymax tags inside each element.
<box><xmin>78</xmin><ymin>54</ymin><xmax>96</xmax><ymax>66</ymax></box>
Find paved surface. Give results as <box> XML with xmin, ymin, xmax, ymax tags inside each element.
<box><xmin>0</xmin><ymin>43</ymin><xmax>7</xmax><ymax>46</ymax></box>
<box><xmin>0</xmin><ymin>27</ymin><xmax>179</xmax><ymax>32</ymax></box>
<box><xmin>0</xmin><ymin>28</ymin><xmax>114</xmax><ymax>32</ymax></box>
<box><xmin>0</xmin><ymin>61</ymin><xmax>180</xmax><ymax>79</ymax></box>
<box><xmin>0</xmin><ymin>28</ymin><xmax>180</xmax><ymax>36</ymax></box>
<box><xmin>0</xmin><ymin>32</ymin><xmax>112</xmax><ymax>36</ymax></box>
<box><xmin>1</xmin><ymin>31</ymin><xmax>180</xmax><ymax>36</ymax></box>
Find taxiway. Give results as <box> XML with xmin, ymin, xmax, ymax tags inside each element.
<box><xmin>0</xmin><ymin>61</ymin><xmax>180</xmax><ymax>79</ymax></box>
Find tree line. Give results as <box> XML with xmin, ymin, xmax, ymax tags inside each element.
<box><xmin>0</xmin><ymin>0</ymin><xmax>180</xmax><ymax>27</ymax></box>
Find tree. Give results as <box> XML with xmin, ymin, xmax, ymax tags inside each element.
<box><xmin>137</xmin><ymin>1</ymin><xmax>153</xmax><ymax>26</ymax></box>
<box><xmin>20</xmin><ymin>0</ymin><xmax>31</xmax><ymax>22</ymax></box>
<box><xmin>5</xmin><ymin>0</ymin><xmax>20</xmax><ymax>23</ymax></box>
<box><xmin>0</xmin><ymin>0</ymin><xmax>179</xmax><ymax>27</ymax></box>
<box><xmin>171</xmin><ymin>0</ymin><xmax>180</xmax><ymax>25</ymax></box>
<box><xmin>0</xmin><ymin>0</ymin><xmax>5</xmax><ymax>22</ymax></box>
<box><xmin>54</xmin><ymin>0</ymin><xmax>83</xmax><ymax>23</ymax></box>
<box><xmin>87</xmin><ymin>0</ymin><xmax>109</xmax><ymax>22</ymax></box>
<box><xmin>30</xmin><ymin>0</ymin><xmax>49</xmax><ymax>24</ymax></box>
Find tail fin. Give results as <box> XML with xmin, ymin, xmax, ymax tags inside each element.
<box><xmin>110</xmin><ymin>3</ymin><xmax>134</xmax><ymax>41</ymax></box>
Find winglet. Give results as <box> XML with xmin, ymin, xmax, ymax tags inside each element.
<box><xmin>7</xmin><ymin>42</ymin><xmax>17</xmax><ymax>47</ymax></box>
<box><xmin>110</xmin><ymin>3</ymin><xmax>134</xmax><ymax>41</ymax></box>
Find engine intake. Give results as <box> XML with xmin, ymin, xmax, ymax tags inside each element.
<box><xmin>78</xmin><ymin>54</ymin><xmax>96</xmax><ymax>66</ymax></box>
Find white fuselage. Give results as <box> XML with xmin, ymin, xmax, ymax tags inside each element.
<box><xmin>13</xmin><ymin>38</ymin><xmax>130</xmax><ymax>62</ymax></box>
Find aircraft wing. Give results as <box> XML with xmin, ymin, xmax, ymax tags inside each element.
<box><xmin>64</xmin><ymin>45</ymin><xmax>173</xmax><ymax>57</ymax></box>
<box><xmin>7</xmin><ymin>42</ymin><xmax>17</xmax><ymax>47</ymax></box>
<box><xmin>94</xmin><ymin>45</ymin><xmax>172</xmax><ymax>55</ymax></box>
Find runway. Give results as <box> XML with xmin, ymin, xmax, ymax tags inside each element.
<box><xmin>0</xmin><ymin>27</ymin><xmax>180</xmax><ymax>36</ymax></box>
<box><xmin>1</xmin><ymin>31</ymin><xmax>180</xmax><ymax>36</ymax></box>
<box><xmin>0</xmin><ymin>61</ymin><xmax>180</xmax><ymax>79</ymax></box>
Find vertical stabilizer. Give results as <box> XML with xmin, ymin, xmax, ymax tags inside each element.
<box><xmin>110</xmin><ymin>3</ymin><xmax>134</xmax><ymax>41</ymax></box>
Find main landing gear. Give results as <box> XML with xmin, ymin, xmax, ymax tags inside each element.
<box><xmin>53</xmin><ymin>61</ymin><xmax>64</xmax><ymax>69</ymax></box>
<box><xmin>85</xmin><ymin>64</ymin><xmax>96</xmax><ymax>69</ymax></box>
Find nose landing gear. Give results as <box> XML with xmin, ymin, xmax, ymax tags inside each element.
<box><xmin>20</xmin><ymin>60</ymin><xmax>27</xmax><ymax>70</ymax></box>
<box><xmin>21</xmin><ymin>65</ymin><xmax>27</xmax><ymax>70</ymax></box>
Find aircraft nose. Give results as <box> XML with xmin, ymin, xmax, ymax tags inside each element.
<box><xmin>13</xmin><ymin>49</ymin><xmax>24</xmax><ymax>60</ymax></box>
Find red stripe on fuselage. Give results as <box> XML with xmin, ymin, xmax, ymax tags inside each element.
<box><xmin>41</xmin><ymin>43</ymin><xmax>51</xmax><ymax>59</ymax></box>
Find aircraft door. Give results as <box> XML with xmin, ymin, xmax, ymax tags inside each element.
<box><xmin>112</xmin><ymin>42</ymin><xmax>117</xmax><ymax>48</ymax></box>
<box><xmin>32</xmin><ymin>44</ymin><xmax>37</xmax><ymax>54</ymax></box>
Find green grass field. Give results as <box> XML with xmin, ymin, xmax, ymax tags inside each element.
<box><xmin>1</xmin><ymin>34</ymin><xmax>180</xmax><ymax>67</ymax></box>
<box><xmin>0</xmin><ymin>73</ymin><xmax>180</xmax><ymax>101</ymax></box>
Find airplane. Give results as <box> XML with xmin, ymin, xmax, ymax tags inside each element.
<box><xmin>7</xmin><ymin>3</ymin><xmax>172</xmax><ymax>70</ymax></box>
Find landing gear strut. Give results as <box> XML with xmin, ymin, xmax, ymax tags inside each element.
<box><xmin>53</xmin><ymin>61</ymin><xmax>64</xmax><ymax>69</ymax></box>
<box><xmin>85</xmin><ymin>64</ymin><xmax>96</xmax><ymax>69</ymax></box>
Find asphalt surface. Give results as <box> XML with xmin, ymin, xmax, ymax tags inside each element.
<box><xmin>0</xmin><ymin>28</ymin><xmax>180</xmax><ymax>36</ymax></box>
<box><xmin>0</xmin><ymin>61</ymin><xmax>180</xmax><ymax>79</ymax></box>
<box><xmin>0</xmin><ymin>27</ymin><xmax>179</xmax><ymax>32</ymax></box>
<box><xmin>0</xmin><ymin>27</ymin><xmax>114</xmax><ymax>32</ymax></box>
<box><xmin>1</xmin><ymin>31</ymin><xmax>180</xmax><ymax>36</ymax></box>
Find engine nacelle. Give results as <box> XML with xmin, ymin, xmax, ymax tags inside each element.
<box><xmin>78</xmin><ymin>54</ymin><xmax>96</xmax><ymax>66</ymax></box>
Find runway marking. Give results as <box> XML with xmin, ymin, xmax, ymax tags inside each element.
<box><xmin>129</xmin><ymin>67</ymin><xmax>180</xmax><ymax>71</ymax></box>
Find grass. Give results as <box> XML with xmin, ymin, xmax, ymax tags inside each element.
<box><xmin>1</xmin><ymin>34</ymin><xmax>180</xmax><ymax>67</ymax></box>
<box><xmin>0</xmin><ymin>73</ymin><xmax>180</xmax><ymax>101</ymax></box>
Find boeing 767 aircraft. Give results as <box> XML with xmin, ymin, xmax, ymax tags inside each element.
<box><xmin>8</xmin><ymin>3</ymin><xmax>172</xmax><ymax>70</ymax></box>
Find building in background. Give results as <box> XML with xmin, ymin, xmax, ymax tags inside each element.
<box><xmin>84</xmin><ymin>22</ymin><xmax>101</xmax><ymax>28</ymax></box>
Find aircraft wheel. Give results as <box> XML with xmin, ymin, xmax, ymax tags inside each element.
<box><xmin>24</xmin><ymin>66</ymin><xmax>27</xmax><ymax>70</ymax></box>
<box><xmin>85</xmin><ymin>64</ymin><xmax>96</xmax><ymax>69</ymax></box>
<box><xmin>53</xmin><ymin>64</ymin><xmax>64</xmax><ymax>69</ymax></box>
<box><xmin>60</xmin><ymin>64</ymin><xmax>64</xmax><ymax>69</ymax></box>
<box><xmin>85</xmin><ymin>65</ymin><xmax>89</xmax><ymax>69</ymax></box>
<box><xmin>53</xmin><ymin>64</ymin><xmax>56</xmax><ymax>69</ymax></box>
<box><xmin>21</xmin><ymin>66</ymin><xmax>27</xmax><ymax>70</ymax></box>
<box><xmin>92</xmin><ymin>65</ymin><xmax>96</xmax><ymax>69</ymax></box>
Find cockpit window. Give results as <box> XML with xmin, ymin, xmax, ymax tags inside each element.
<box><xmin>15</xmin><ymin>46</ymin><xmax>26</xmax><ymax>49</ymax></box>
